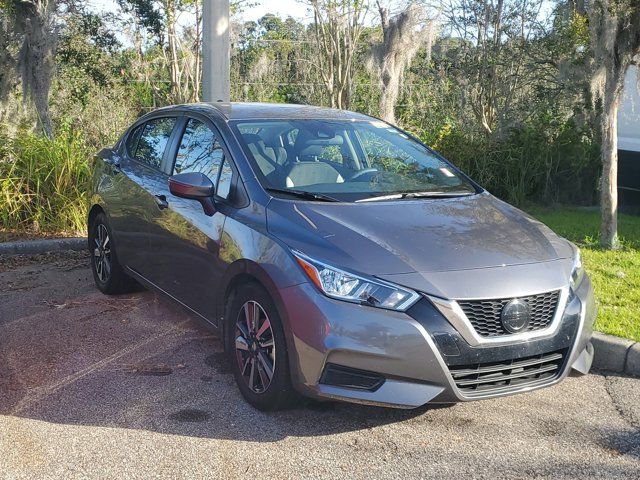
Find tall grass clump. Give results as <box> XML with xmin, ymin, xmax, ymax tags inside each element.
<box><xmin>0</xmin><ymin>126</ymin><xmax>91</xmax><ymax>235</ymax></box>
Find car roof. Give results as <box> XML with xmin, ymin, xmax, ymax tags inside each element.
<box><xmin>156</xmin><ymin>102</ymin><xmax>374</xmax><ymax>122</ymax></box>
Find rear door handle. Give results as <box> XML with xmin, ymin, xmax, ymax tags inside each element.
<box><xmin>154</xmin><ymin>194</ymin><xmax>169</xmax><ymax>210</ymax></box>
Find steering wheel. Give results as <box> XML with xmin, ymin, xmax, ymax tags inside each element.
<box><xmin>349</xmin><ymin>168</ymin><xmax>379</xmax><ymax>181</ymax></box>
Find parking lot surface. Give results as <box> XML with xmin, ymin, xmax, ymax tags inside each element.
<box><xmin>0</xmin><ymin>251</ymin><xmax>639</xmax><ymax>479</ymax></box>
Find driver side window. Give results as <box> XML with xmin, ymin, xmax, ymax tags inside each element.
<box><xmin>175</xmin><ymin>119</ymin><xmax>223</xmax><ymax>179</ymax></box>
<box><xmin>174</xmin><ymin>118</ymin><xmax>233</xmax><ymax>200</ymax></box>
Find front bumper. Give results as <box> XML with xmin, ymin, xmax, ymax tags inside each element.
<box><xmin>279</xmin><ymin>274</ymin><xmax>596</xmax><ymax>408</ymax></box>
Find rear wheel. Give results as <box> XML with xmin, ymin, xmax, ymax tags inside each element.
<box><xmin>225</xmin><ymin>282</ymin><xmax>297</xmax><ymax>411</ymax></box>
<box><xmin>89</xmin><ymin>212</ymin><xmax>139</xmax><ymax>295</ymax></box>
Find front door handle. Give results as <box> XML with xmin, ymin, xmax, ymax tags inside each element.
<box><xmin>107</xmin><ymin>157</ymin><xmax>122</xmax><ymax>174</ymax></box>
<box><xmin>154</xmin><ymin>194</ymin><xmax>169</xmax><ymax>210</ymax></box>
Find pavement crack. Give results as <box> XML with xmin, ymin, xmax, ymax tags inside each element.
<box><xmin>604</xmin><ymin>374</ymin><xmax>640</xmax><ymax>430</ymax></box>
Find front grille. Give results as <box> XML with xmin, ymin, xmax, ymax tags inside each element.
<box><xmin>457</xmin><ymin>290</ymin><xmax>560</xmax><ymax>337</ymax></box>
<box><xmin>449</xmin><ymin>349</ymin><xmax>567</xmax><ymax>397</ymax></box>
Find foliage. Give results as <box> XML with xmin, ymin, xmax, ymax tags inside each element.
<box><xmin>232</xmin><ymin>14</ymin><xmax>313</xmax><ymax>103</ymax></box>
<box><xmin>56</xmin><ymin>12</ymin><xmax>121</xmax><ymax>97</ymax></box>
<box><xmin>0</xmin><ymin>1</ymin><xmax>629</xmax><ymax>236</ymax></box>
<box><xmin>428</xmin><ymin>113</ymin><xmax>600</xmax><ymax>205</ymax></box>
<box><xmin>0</xmin><ymin>126</ymin><xmax>91</xmax><ymax>234</ymax></box>
<box><xmin>530</xmin><ymin>206</ymin><xmax>640</xmax><ymax>341</ymax></box>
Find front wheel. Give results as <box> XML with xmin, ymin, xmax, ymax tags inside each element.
<box><xmin>225</xmin><ymin>282</ymin><xmax>297</xmax><ymax>411</ymax></box>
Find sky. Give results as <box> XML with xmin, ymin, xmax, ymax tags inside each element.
<box><xmin>87</xmin><ymin>0</ymin><xmax>313</xmax><ymax>24</ymax></box>
<box><xmin>236</xmin><ymin>1</ymin><xmax>311</xmax><ymax>23</ymax></box>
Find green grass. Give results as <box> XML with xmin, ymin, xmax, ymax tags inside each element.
<box><xmin>528</xmin><ymin>207</ymin><xmax>640</xmax><ymax>342</ymax></box>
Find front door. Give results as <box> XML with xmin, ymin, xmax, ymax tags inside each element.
<box><xmin>145</xmin><ymin>116</ymin><xmax>234</xmax><ymax>323</ymax></box>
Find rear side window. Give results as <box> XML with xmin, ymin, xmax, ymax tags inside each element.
<box><xmin>135</xmin><ymin>117</ymin><xmax>177</xmax><ymax>169</ymax></box>
<box><xmin>174</xmin><ymin>119</ymin><xmax>224</xmax><ymax>182</ymax></box>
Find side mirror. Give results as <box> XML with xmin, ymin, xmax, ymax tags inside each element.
<box><xmin>169</xmin><ymin>172</ymin><xmax>216</xmax><ymax>216</ymax></box>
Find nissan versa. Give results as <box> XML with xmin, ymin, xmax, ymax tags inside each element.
<box><xmin>88</xmin><ymin>102</ymin><xmax>596</xmax><ymax>411</ymax></box>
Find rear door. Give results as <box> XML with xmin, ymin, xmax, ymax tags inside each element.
<box><xmin>145</xmin><ymin>115</ymin><xmax>235</xmax><ymax>322</ymax></box>
<box><xmin>106</xmin><ymin>115</ymin><xmax>179</xmax><ymax>275</ymax></box>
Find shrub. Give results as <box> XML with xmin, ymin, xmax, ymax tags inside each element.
<box><xmin>0</xmin><ymin>126</ymin><xmax>91</xmax><ymax>235</ymax></box>
<box><xmin>425</xmin><ymin>118</ymin><xmax>600</xmax><ymax>206</ymax></box>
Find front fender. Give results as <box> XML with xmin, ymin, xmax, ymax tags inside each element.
<box><xmin>213</xmin><ymin>212</ymin><xmax>309</xmax><ymax>362</ymax></box>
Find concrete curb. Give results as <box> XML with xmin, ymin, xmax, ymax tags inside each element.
<box><xmin>591</xmin><ymin>332</ymin><xmax>640</xmax><ymax>378</ymax></box>
<box><xmin>0</xmin><ymin>237</ymin><xmax>86</xmax><ymax>255</ymax></box>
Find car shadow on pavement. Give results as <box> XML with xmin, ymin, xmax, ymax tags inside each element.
<box><xmin>2</xmin><ymin>330</ymin><xmax>434</xmax><ymax>442</ymax></box>
<box><xmin>0</xmin><ymin>283</ymin><xmax>437</xmax><ymax>442</ymax></box>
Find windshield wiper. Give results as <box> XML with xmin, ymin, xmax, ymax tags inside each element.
<box><xmin>356</xmin><ymin>191</ymin><xmax>475</xmax><ymax>202</ymax></box>
<box><xmin>265</xmin><ymin>187</ymin><xmax>340</xmax><ymax>202</ymax></box>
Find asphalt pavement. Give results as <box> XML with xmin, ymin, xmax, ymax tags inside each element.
<box><xmin>1</xmin><ymin>251</ymin><xmax>639</xmax><ymax>479</ymax></box>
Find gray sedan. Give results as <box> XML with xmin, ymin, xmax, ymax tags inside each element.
<box><xmin>88</xmin><ymin>102</ymin><xmax>596</xmax><ymax>410</ymax></box>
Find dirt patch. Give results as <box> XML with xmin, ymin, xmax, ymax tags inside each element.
<box><xmin>0</xmin><ymin>249</ymin><xmax>88</xmax><ymax>273</ymax></box>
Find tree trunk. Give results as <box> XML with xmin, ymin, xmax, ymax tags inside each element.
<box><xmin>587</xmin><ymin>1</ymin><xmax>640</xmax><ymax>249</ymax></box>
<box><xmin>0</xmin><ymin>18</ymin><xmax>16</xmax><ymax>121</ymax></box>
<box><xmin>19</xmin><ymin>12</ymin><xmax>55</xmax><ymax>137</ymax></box>
<box><xmin>374</xmin><ymin>2</ymin><xmax>432</xmax><ymax>125</ymax></box>
<box><xmin>310</xmin><ymin>0</ymin><xmax>364</xmax><ymax>110</ymax></box>
<box><xmin>166</xmin><ymin>0</ymin><xmax>181</xmax><ymax>103</ymax></box>
<box><xmin>600</xmin><ymin>86</ymin><xmax>620</xmax><ymax>248</ymax></box>
<box><xmin>380</xmin><ymin>70</ymin><xmax>398</xmax><ymax>124</ymax></box>
<box><xmin>193</xmin><ymin>1</ymin><xmax>202</xmax><ymax>102</ymax></box>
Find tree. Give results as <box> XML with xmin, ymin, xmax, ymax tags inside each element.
<box><xmin>233</xmin><ymin>14</ymin><xmax>310</xmax><ymax>102</ymax></box>
<box><xmin>440</xmin><ymin>0</ymin><xmax>552</xmax><ymax>137</ymax></box>
<box><xmin>2</xmin><ymin>0</ymin><xmax>58</xmax><ymax>137</ymax></box>
<box><xmin>587</xmin><ymin>0</ymin><xmax>640</xmax><ymax>249</ymax></box>
<box><xmin>370</xmin><ymin>1</ymin><xmax>436</xmax><ymax>124</ymax></box>
<box><xmin>307</xmin><ymin>0</ymin><xmax>369</xmax><ymax>109</ymax></box>
<box><xmin>0</xmin><ymin>11</ymin><xmax>18</xmax><ymax>119</ymax></box>
<box><xmin>117</xmin><ymin>0</ymin><xmax>202</xmax><ymax>103</ymax></box>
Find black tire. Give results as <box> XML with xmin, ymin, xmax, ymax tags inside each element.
<box><xmin>225</xmin><ymin>282</ymin><xmax>298</xmax><ymax>411</ymax></box>
<box><xmin>89</xmin><ymin>212</ymin><xmax>139</xmax><ymax>295</ymax></box>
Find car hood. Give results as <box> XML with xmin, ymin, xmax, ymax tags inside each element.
<box><xmin>266</xmin><ymin>192</ymin><xmax>573</xmax><ymax>278</ymax></box>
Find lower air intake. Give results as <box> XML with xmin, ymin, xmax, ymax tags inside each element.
<box><xmin>320</xmin><ymin>363</ymin><xmax>385</xmax><ymax>392</ymax></box>
<box><xmin>449</xmin><ymin>349</ymin><xmax>567</xmax><ymax>398</ymax></box>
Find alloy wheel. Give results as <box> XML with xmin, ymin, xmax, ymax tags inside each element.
<box><xmin>93</xmin><ymin>223</ymin><xmax>111</xmax><ymax>283</ymax></box>
<box><xmin>234</xmin><ymin>300</ymin><xmax>276</xmax><ymax>394</ymax></box>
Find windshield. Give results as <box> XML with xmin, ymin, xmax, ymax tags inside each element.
<box><xmin>231</xmin><ymin>119</ymin><xmax>477</xmax><ymax>202</ymax></box>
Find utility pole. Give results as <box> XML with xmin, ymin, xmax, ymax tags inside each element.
<box><xmin>202</xmin><ymin>0</ymin><xmax>230</xmax><ymax>102</ymax></box>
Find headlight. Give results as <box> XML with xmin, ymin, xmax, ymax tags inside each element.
<box><xmin>292</xmin><ymin>251</ymin><xmax>420</xmax><ymax>311</ymax></box>
<box><xmin>570</xmin><ymin>248</ymin><xmax>585</xmax><ymax>291</ymax></box>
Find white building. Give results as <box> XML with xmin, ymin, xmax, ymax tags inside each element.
<box><xmin>618</xmin><ymin>66</ymin><xmax>640</xmax><ymax>205</ymax></box>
